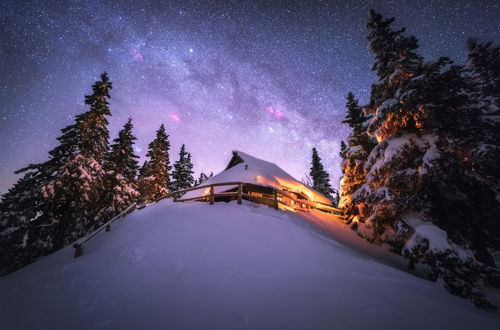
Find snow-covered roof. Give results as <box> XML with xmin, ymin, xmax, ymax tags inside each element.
<box><xmin>185</xmin><ymin>151</ymin><xmax>332</xmax><ymax>205</ymax></box>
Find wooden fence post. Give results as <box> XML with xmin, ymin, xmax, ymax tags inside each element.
<box><xmin>209</xmin><ymin>185</ymin><xmax>214</xmax><ymax>205</ymax></box>
<box><xmin>73</xmin><ymin>243</ymin><xmax>84</xmax><ymax>258</ymax></box>
<box><xmin>237</xmin><ymin>183</ymin><xmax>243</xmax><ymax>205</ymax></box>
<box><xmin>273</xmin><ymin>190</ymin><xmax>279</xmax><ymax>210</ymax></box>
<box><xmin>105</xmin><ymin>224</ymin><xmax>111</xmax><ymax>232</ymax></box>
<box><xmin>173</xmin><ymin>193</ymin><xmax>178</xmax><ymax>202</ymax></box>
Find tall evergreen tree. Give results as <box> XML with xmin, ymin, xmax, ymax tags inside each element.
<box><xmin>0</xmin><ymin>72</ymin><xmax>113</xmax><ymax>270</ymax></box>
<box><xmin>0</xmin><ymin>167</ymin><xmax>50</xmax><ymax>275</ymax></box>
<box><xmin>338</xmin><ymin>92</ymin><xmax>373</xmax><ymax>217</ymax></box>
<box><xmin>339</xmin><ymin>141</ymin><xmax>347</xmax><ymax>159</ymax></box>
<box><xmin>108</xmin><ymin>118</ymin><xmax>140</xmax><ymax>181</ymax></box>
<box><xmin>139</xmin><ymin>124</ymin><xmax>171</xmax><ymax>202</ymax></box>
<box><xmin>171</xmin><ymin>144</ymin><xmax>195</xmax><ymax>191</ymax></box>
<box><xmin>466</xmin><ymin>39</ymin><xmax>500</xmax><ymax>183</ymax></box>
<box><xmin>41</xmin><ymin>72</ymin><xmax>113</xmax><ymax>249</ymax></box>
<box><xmin>343</xmin><ymin>92</ymin><xmax>365</xmax><ymax>133</ymax></box>
<box><xmin>337</xmin><ymin>11</ymin><xmax>500</xmax><ymax>309</ymax></box>
<box><xmin>104</xmin><ymin>118</ymin><xmax>140</xmax><ymax>215</ymax></box>
<box><xmin>366</xmin><ymin>9</ymin><xmax>424</xmax><ymax>141</ymax></box>
<box><xmin>309</xmin><ymin>148</ymin><xmax>335</xmax><ymax>201</ymax></box>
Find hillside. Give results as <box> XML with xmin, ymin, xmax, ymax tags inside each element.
<box><xmin>1</xmin><ymin>200</ymin><xmax>499</xmax><ymax>330</ymax></box>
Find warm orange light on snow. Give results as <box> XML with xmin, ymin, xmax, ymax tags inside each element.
<box><xmin>274</xmin><ymin>177</ymin><xmax>316</xmax><ymax>202</ymax></box>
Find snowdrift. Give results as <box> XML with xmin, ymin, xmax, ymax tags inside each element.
<box><xmin>1</xmin><ymin>200</ymin><xmax>498</xmax><ymax>330</ymax></box>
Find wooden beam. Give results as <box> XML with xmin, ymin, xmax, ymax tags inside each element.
<box><xmin>237</xmin><ymin>183</ymin><xmax>243</xmax><ymax>204</ymax></box>
<box><xmin>209</xmin><ymin>185</ymin><xmax>214</xmax><ymax>205</ymax></box>
<box><xmin>273</xmin><ymin>190</ymin><xmax>279</xmax><ymax>210</ymax></box>
<box><xmin>73</xmin><ymin>243</ymin><xmax>84</xmax><ymax>258</ymax></box>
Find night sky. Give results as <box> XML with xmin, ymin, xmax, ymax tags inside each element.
<box><xmin>1</xmin><ymin>0</ymin><xmax>499</xmax><ymax>194</ymax></box>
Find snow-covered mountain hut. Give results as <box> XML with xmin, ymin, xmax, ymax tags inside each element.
<box><xmin>181</xmin><ymin>151</ymin><xmax>335</xmax><ymax>213</ymax></box>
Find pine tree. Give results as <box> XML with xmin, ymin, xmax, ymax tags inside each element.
<box><xmin>41</xmin><ymin>72</ymin><xmax>113</xmax><ymax>249</ymax></box>
<box><xmin>0</xmin><ymin>72</ymin><xmax>114</xmax><ymax>263</ymax></box>
<box><xmin>366</xmin><ymin>9</ymin><xmax>424</xmax><ymax>141</ymax></box>
<box><xmin>139</xmin><ymin>124</ymin><xmax>171</xmax><ymax>202</ymax></box>
<box><xmin>104</xmin><ymin>118</ymin><xmax>140</xmax><ymax>215</ymax></box>
<box><xmin>338</xmin><ymin>93</ymin><xmax>372</xmax><ymax>217</ymax></box>
<box><xmin>339</xmin><ymin>141</ymin><xmax>347</xmax><ymax>159</ymax></box>
<box><xmin>467</xmin><ymin>39</ymin><xmax>500</xmax><ymax>102</ymax></box>
<box><xmin>367</xmin><ymin>9</ymin><xmax>422</xmax><ymax>86</ymax></box>
<box><xmin>195</xmin><ymin>172</ymin><xmax>210</xmax><ymax>186</ymax></box>
<box><xmin>337</xmin><ymin>11</ymin><xmax>500</xmax><ymax>309</ymax></box>
<box><xmin>466</xmin><ymin>39</ymin><xmax>500</xmax><ymax>182</ymax></box>
<box><xmin>108</xmin><ymin>118</ymin><xmax>140</xmax><ymax>181</ymax></box>
<box><xmin>309</xmin><ymin>148</ymin><xmax>335</xmax><ymax>201</ymax></box>
<box><xmin>0</xmin><ymin>167</ymin><xmax>51</xmax><ymax>275</ymax></box>
<box><xmin>343</xmin><ymin>92</ymin><xmax>365</xmax><ymax>133</ymax></box>
<box><xmin>171</xmin><ymin>144</ymin><xmax>195</xmax><ymax>191</ymax></box>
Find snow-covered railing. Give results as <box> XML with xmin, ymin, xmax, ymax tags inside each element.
<box><xmin>160</xmin><ymin>182</ymin><xmax>341</xmax><ymax>214</ymax></box>
<box><xmin>73</xmin><ymin>203</ymin><xmax>137</xmax><ymax>258</ymax></box>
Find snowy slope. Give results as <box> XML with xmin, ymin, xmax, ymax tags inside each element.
<box><xmin>184</xmin><ymin>151</ymin><xmax>332</xmax><ymax>205</ymax></box>
<box><xmin>1</xmin><ymin>200</ymin><xmax>499</xmax><ymax>330</ymax></box>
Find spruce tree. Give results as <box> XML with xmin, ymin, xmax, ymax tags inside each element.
<box><xmin>366</xmin><ymin>9</ymin><xmax>423</xmax><ymax>140</ymax></box>
<box><xmin>171</xmin><ymin>144</ymin><xmax>195</xmax><ymax>191</ymax></box>
<box><xmin>195</xmin><ymin>172</ymin><xmax>210</xmax><ymax>186</ymax></box>
<box><xmin>104</xmin><ymin>118</ymin><xmax>140</xmax><ymax>215</ymax></box>
<box><xmin>337</xmin><ymin>11</ymin><xmax>500</xmax><ymax>309</ymax></box>
<box><xmin>339</xmin><ymin>141</ymin><xmax>347</xmax><ymax>159</ymax></box>
<box><xmin>0</xmin><ymin>72</ymin><xmax>114</xmax><ymax>259</ymax></box>
<box><xmin>41</xmin><ymin>72</ymin><xmax>113</xmax><ymax>249</ymax></box>
<box><xmin>309</xmin><ymin>148</ymin><xmax>335</xmax><ymax>201</ymax></box>
<box><xmin>466</xmin><ymin>39</ymin><xmax>500</xmax><ymax>182</ymax></box>
<box><xmin>139</xmin><ymin>124</ymin><xmax>171</xmax><ymax>202</ymax></box>
<box><xmin>343</xmin><ymin>92</ymin><xmax>365</xmax><ymax>133</ymax></box>
<box><xmin>0</xmin><ymin>167</ymin><xmax>51</xmax><ymax>275</ymax></box>
<box><xmin>338</xmin><ymin>92</ymin><xmax>372</xmax><ymax>217</ymax></box>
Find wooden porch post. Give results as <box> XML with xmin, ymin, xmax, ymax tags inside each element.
<box><xmin>209</xmin><ymin>185</ymin><xmax>214</xmax><ymax>205</ymax></box>
<box><xmin>73</xmin><ymin>243</ymin><xmax>84</xmax><ymax>258</ymax></box>
<box><xmin>273</xmin><ymin>190</ymin><xmax>279</xmax><ymax>210</ymax></box>
<box><xmin>237</xmin><ymin>183</ymin><xmax>243</xmax><ymax>205</ymax></box>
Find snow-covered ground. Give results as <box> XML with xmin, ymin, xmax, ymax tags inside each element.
<box><xmin>1</xmin><ymin>200</ymin><xmax>499</xmax><ymax>330</ymax></box>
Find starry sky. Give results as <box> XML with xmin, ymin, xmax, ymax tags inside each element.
<box><xmin>1</xmin><ymin>0</ymin><xmax>499</xmax><ymax>194</ymax></box>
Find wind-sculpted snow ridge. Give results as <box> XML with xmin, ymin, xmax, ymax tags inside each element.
<box><xmin>1</xmin><ymin>200</ymin><xmax>499</xmax><ymax>330</ymax></box>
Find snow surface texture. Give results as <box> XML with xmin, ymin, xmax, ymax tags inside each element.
<box><xmin>1</xmin><ymin>200</ymin><xmax>499</xmax><ymax>330</ymax></box>
<box><xmin>183</xmin><ymin>151</ymin><xmax>332</xmax><ymax>205</ymax></box>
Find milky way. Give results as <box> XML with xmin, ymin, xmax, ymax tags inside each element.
<box><xmin>1</xmin><ymin>0</ymin><xmax>499</xmax><ymax>193</ymax></box>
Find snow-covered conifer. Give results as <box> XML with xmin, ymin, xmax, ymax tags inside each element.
<box><xmin>338</xmin><ymin>11</ymin><xmax>500</xmax><ymax>309</ymax></box>
<box><xmin>0</xmin><ymin>72</ymin><xmax>114</xmax><ymax>270</ymax></box>
<box><xmin>171</xmin><ymin>144</ymin><xmax>195</xmax><ymax>191</ymax></box>
<box><xmin>139</xmin><ymin>124</ymin><xmax>171</xmax><ymax>202</ymax></box>
<box><xmin>309</xmin><ymin>148</ymin><xmax>335</xmax><ymax>201</ymax></box>
<box><xmin>104</xmin><ymin>118</ymin><xmax>140</xmax><ymax>215</ymax></box>
<box><xmin>41</xmin><ymin>73</ymin><xmax>113</xmax><ymax>249</ymax></box>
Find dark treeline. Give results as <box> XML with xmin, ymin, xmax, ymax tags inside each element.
<box><xmin>0</xmin><ymin>73</ymin><xmax>206</xmax><ymax>275</ymax></box>
<box><xmin>339</xmin><ymin>10</ymin><xmax>500</xmax><ymax>309</ymax></box>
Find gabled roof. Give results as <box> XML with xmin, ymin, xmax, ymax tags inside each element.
<box><xmin>185</xmin><ymin>151</ymin><xmax>332</xmax><ymax>205</ymax></box>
